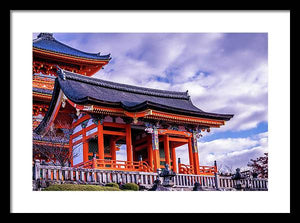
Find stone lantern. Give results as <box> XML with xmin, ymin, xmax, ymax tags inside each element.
<box><xmin>231</xmin><ymin>168</ymin><xmax>245</xmax><ymax>190</ymax></box>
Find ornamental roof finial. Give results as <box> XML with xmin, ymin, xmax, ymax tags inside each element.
<box><xmin>37</xmin><ymin>33</ymin><xmax>55</xmax><ymax>40</ymax></box>
<box><xmin>56</xmin><ymin>65</ymin><xmax>66</xmax><ymax>80</ymax></box>
<box><xmin>186</xmin><ymin>90</ymin><xmax>191</xmax><ymax>99</ymax></box>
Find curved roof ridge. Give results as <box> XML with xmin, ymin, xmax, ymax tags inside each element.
<box><xmin>33</xmin><ymin>33</ymin><xmax>111</xmax><ymax>60</ymax></box>
<box><xmin>58</xmin><ymin>69</ymin><xmax>190</xmax><ymax>100</ymax></box>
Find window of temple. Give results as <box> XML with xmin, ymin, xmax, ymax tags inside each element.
<box><xmin>73</xmin><ymin>143</ymin><xmax>83</xmax><ymax>165</ymax></box>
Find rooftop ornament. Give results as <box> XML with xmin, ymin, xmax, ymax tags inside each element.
<box><xmin>37</xmin><ymin>33</ymin><xmax>55</xmax><ymax>40</ymax></box>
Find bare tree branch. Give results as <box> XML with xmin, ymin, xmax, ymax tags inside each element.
<box><xmin>33</xmin><ymin>121</ymin><xmax>81</xmax><ymax>167</ymax></box>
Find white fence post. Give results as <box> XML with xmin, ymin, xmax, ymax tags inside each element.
<box><xmin>34</xmin><ymin>160</ymin><xmax>40</xmax><ymax>180</ymax></box>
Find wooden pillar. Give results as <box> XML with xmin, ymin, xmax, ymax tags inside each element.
<box><xmin>110</xmin><ymin>137</ymin><xmax>117</xmax><ymax>161</ymax></box>
<box><xmin>126</xmin><ymin>124</ymin><xmax>133</xmax><ymax>162</ymax></box>
<box><xmin>82</xmin><ymin>126</ymin><xmax>89</xmax><ymax>162</ymax></box>
<box><xmin>193</xmin><ymin>151</ymin><xmax>200</xmax><ymax>175</ymax></box>
<box><xmin>192</xmin><ymin>131</ymin><xmax>200</xmax><ymax>175</ymax></box>
<box><xmin>171</xmin><ymin>146</ymin><xmax>177</xmax><ymax>173</ymax></box>
<box><xmin>151</xmin><ymin>126</ymin><xmax>160</xmax><ymax>172</ymax></box>
<box><xmin>187</xmin><ymin>137</ymin><xmax>194</xmax><ymax>169</ymax></box>
<box><xmin>147</xmin><ymin>137</ymin><xmax>154</xmax><ymax>169</ymax></box>
<box><xmin>163</xmin><ymin>135</ymin><xmax>170</xmax><ymax>166</ymax></box>
<box><xmin>97</xmin><ymin>121</ymin><xmax>105</xmax><ymax>160</ymax></box>
<box><xmin>69</xmin><ymin>135</ymin><xmax>73</xmax><ymax>167</ymax></box>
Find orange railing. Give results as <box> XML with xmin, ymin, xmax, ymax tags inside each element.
<box><xmin>178</xmin><ymin>163</ymin><xmax>195</xmax><ymax>174</ymax></box>
<box><xmin>73</xmin><ymin>159</ymin><xmax>153</xmax><ymax>172</ymax></box>
<box><xmin>178</xmin><ymin>163</ymin><xmax>217</xmax><ymax>175</ymax></box>
<box><xmin>199</xmin><ymin>165</ymin><xmax>217</xmax><ymax>175</ymax></box>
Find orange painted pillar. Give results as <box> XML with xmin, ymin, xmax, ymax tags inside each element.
<box><xmin>82</xmin><ymin>127</ymin><xmax>89</xmax><ymax>162</ymax></box>
<box><xmin>97</xmin><ymin>121</ymin><xmax>105</xmax><ymax>161</ymax></box>
<box><xmin>126</xmin><ymin>124</ymin><xmax>133</xmax><ymax>162</ymax></box>
<box><xmin>192</xmin><ymin>132</ymin><xmax>200</xmax><ymax>175</ymax></box>
<box><xmin>171</xmin><ymin>146</ymin><xmax>177</xmax><ymax>173</ymax></box>
<box><xmin>111</xmin><ymin>138</ymin><xmax>117</xmax><ymax>161</ymax></box>
<box><xmin>147</xmin><ymin>137</ymin><xmax>154</xmax><ymax>169</ymax></box>
<box><xmin>69</xmin><ymin>135</ymin><xmax>73</xmax><ymax>167</ymax></box>
<box><xmin>187</xmin><ymin>137</ymin><xmax>194</xmax><ymax>173</ymax></box>
<box><xmin>193</xmin><ymin>152</ymin><xmax>200</xmax><ymax>175</ymax></box>
<box><xmin>151</xmin><ymin>127</ymin><xmax>160</xmax><ymax>172</ymax></box>
<box><xmin>163</xmin><ymin>135</ymin><xmax>170</xmax><ymax>166</ymax></box>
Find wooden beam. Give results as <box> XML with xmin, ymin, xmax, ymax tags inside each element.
<box><xmin>135</xmin><ymin>143</ymin><xmax>148</xmax><ymax>152</ymax></box>
<box><xmin>158</xmin><ymin>129</ymin><xmax>192</xmax><ymax>137</ymax></box>
<box><xmin>103</xmin><ymin>122</ymin><xmax>127</xmax><ymax>128</ymax></box>
<box><xmin>133</xmin><ymin>136</ymin><xmax>148</xmax><ymax>146</ymax></box>
<box><xmin>168</xmin><ymin>137</ymin><xmax>189</xmax><ymax>143</ymax></box>
<box><xmin>170</xmin><ymin>141</ymin><xmax>188</xmax><ymax>148</ymax></box>
<box><xmin>114</xmin><ymin>136</ymin><xmax>125</xmax><ymax>142</ymax></box>
<box><xmin>103</xmin><ymin>130</ymin><xmax>126</xmax><ymax>136</ymax></box>
<box><xmin>72</xmin><ymin>114</ymin><xmax>91</xmax><ymax>129</ymax></box>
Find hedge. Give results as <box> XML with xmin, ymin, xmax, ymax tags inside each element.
<box><xmin>121</xmin><ymin>183</ymin><xmax>139</xmax><ymax>191</ymax></box>
<box><xmin>105</xmin><ymin>182</ymin><xmax>120</xmax><ymax>189</ymax></box>
<box><xmin>42</xmin><ymin>184</ymin><xmax>120</xmax><ymax>191</ymax></box>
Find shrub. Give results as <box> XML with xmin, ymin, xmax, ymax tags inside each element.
<box><xmin>42</xmin><ymin>184</ymin><xmax>120</xmax><ymax>191</ymax></box>
<box><xmin>121</xmin><ymin>183</ymin><xmax>139</xmax><ymax>191</ymax></box>
<box><xmin>105</xmin><ymin>182</ymin><xmax>120</xmax><ymax>189</ymax></box>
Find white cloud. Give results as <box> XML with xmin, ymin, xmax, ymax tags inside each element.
<box><xmin>197</xmin><ymin>132</ymin><xmax>268</xmax><ymax>171</ymax></box>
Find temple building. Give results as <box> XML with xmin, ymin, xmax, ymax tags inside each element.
<box><xmin>32</xmin><ymin>33</ymin><xmax>111</xmax><ymax>162</ymax></box>
<box><xmin>32</xmin><ymin>32</ymin><xmax>110</xmax><ymax>129</ymax></box>
<box><xmin>33</xmin><ymin>33</ymin><xmax>233</xmax><ymax>175</ymax></box>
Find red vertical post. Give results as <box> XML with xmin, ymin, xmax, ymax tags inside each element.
<box><xmin>193</xmin><ymin>152</ymin><xmax>200</xmax><ymax>175</ymax></box>
<box><xmin>82</xmin><ymin>127</ymin><xmax>89</xmax><ymax>162</ymax></box>
<box><xmin>192</xmin><ymin>131</ymin><xmax>200</xmax><ymax>175</ymax></box>
<box><xmin>97</xmin><ymin>120</ymin><xmax>105</xmax><ymax>168</ymax></box>
<box><xmin>98</xmin><ymin>121</ymin><xmax>104</xmax><ymax>160</ymax></box>
<box><xmin>163</xmin><ymin>135</ymin><xmax>170</xmax><ymax>166</ymax></box>
<box><xmin>126</xmin><ymin>124</ymin><xmax>133</xmax><ymax>162</ymax></box>
<box><xmin>171</xmin><ymin>146</ymin><xmax>177</xmax><ymax>173</ymax></box>
<box><xmin>187</xmin><ymin>137</ymin><xmax>194</xmax><ymax>172</ymax></box>
<box><xmin>147</xmin><ymin>137</ymin><xmax>154</xmax><ymax>169</ymax></box>
<box><xmin>69</xmin><ymin>135</ymin><xmax>73</xmax><ymax>167</ymax></box>
<box><xmin>111</xmin><ymin>137</ymin><xmax>117</xmax><ymax>161</ymax></box>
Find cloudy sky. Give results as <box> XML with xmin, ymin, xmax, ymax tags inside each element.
<box><xmin>33</xmin><ymin>32</ymin><xmax>268</xmax><ymax>172</ymax></box>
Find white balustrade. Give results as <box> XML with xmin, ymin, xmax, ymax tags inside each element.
<box><xmin>33</xmin><ymin>161</ymin><xmax>268</xmax><ymax>190</ymax></box>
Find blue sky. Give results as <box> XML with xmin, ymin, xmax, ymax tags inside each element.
<box><xmin>33</xmin><ymin>32</ymin><xmax>268</xmax><ymax>172</ymax></box>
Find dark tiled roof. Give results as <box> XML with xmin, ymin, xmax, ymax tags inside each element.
<box><xmin>33</xmin><ymin>132</ymin><xmax>69</xmax><ymax>144</ymax></box>
<box><xmin>33</xmin><ymin>33</ymin><xmax>111</xmax><ymax>61</ymax></box>
<box><xmin>57</xmin><ymin>69</ymin><xmax>234</xmax><ymax>121</ymax></box>
<box><xmin>35</xmin><ymin>69</ymin><xmax>234</xmax><ymax>135</ymax></box>
<box><xmin>33</xmin><ymin>87</ymin><xmax>53</xmax><ymax>95</ymax></box>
